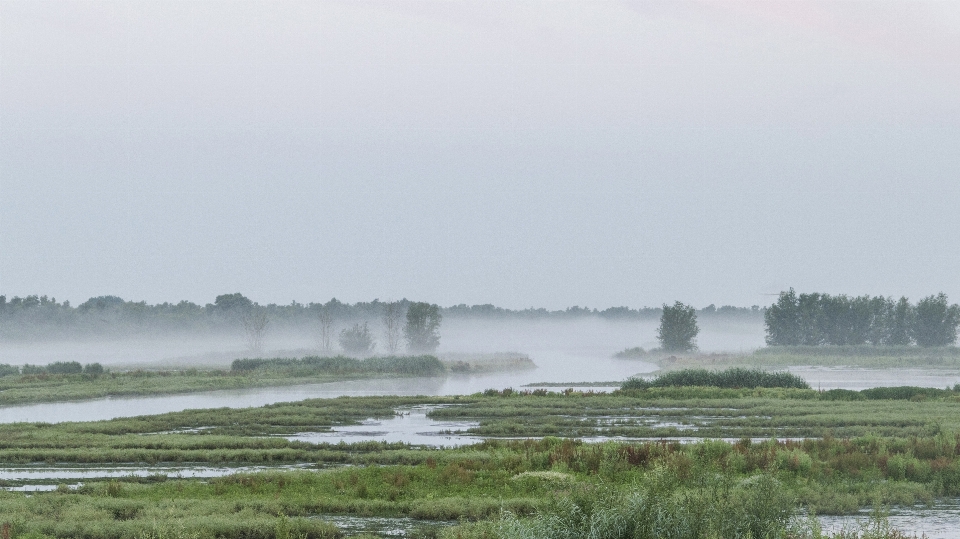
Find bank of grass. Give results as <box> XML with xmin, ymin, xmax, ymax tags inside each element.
<box><xmin>661</xmin><ymin>345</ymin><xmax>960</xmax><ymax>370</ymax></box>
<box><xmin>0</xmin><ymin>355</ymin><xmax>486</xmax><ymax>406</ymax></box>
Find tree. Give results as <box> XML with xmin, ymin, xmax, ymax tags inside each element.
<box><xmin>764</xmin><ymin>289</ymin><xmax>800</xmax><ymax>346</ymax></box>
<box><xmin>886</xmin><ymin>297</ymin><xmax>914</xmax><ymax>345</ymax></box>
<box><xmin>213</xmin><ymin>293</ymin><xmax>253</xmax><ymax>313</ymax></box>
<box><xmin>404</xmin><ymin>302</ymin><xmax>441</xmax><ymax>353</ymax></box>
<box><xmin>381</xmin><ymin>301</ymin><xmax>404</xmax><ymax>354</ymax></box>
<box><xmin>315</xmin><ymin>306</ymin><xmax>334</xmax><ymax>353</ymax></box>
<box><xmin>657</xmin><ymin>301</ymin><xmax>699</xmax><ymax>352</ymax></box>
<box><xmin>339</xmin><ymin>322</ymin><xmax>375</xmax><ymax>355</ymax></box>
<box><xmin>912</xmin><ymin>293</ymin><xmax>960</xmax><ymax>347</ymax></box>
<box><xmin>241</xmin><ymin>306</ymin><xmax>269</xmax><ymax>355</ymax></box>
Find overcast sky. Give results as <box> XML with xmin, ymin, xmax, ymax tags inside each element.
<box><xmin>2</xmin><ymin>1</ymin><xmax>959</xmax><ymax>310</ymax></box>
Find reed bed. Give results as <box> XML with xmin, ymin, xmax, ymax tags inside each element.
<box><xmin>622</xmin><ymin>367</ymin><xmax>810</xmax><ymax>390</ymax></box>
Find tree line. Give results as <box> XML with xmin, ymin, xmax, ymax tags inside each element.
<box><xmin>764</xmin><ymin>289</ymin><xmax>960</xmax><ymax>347</ymax></box>
<box><xmin>0</xmin><ymin>293</ymin><xmax>762</xmax><ymax>341</ymax></box>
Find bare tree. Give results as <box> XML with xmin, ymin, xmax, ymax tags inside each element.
<box><xmin>316</xmin><ymin>307</ymin><xmax>334</xmax><ymax>353</ymax></box>
<box><xmin>241</xmin><ymin>307</ymin><xmax>269</xmax><ymax>356</ymax></box>
<box><xmin>381</xmin><ymin>301</ymin><xmax>404</xmax><ymax>354</ymax></box>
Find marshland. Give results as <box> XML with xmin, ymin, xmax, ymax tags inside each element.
<box><xmin>4</xmin><ymin>292</ymin><xmax>960</xmax><ymax>537</ymax></box>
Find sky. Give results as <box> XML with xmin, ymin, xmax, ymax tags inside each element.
<box><xmin>1</xmin><ymin>0</ymin><xmax>959</xmax><ymax>310</ymax></box>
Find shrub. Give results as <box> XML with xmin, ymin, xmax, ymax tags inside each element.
<box><xmin>0</xmin><ymin>363</ymin><xmax>19</xmax><ymax>377</ymax></box>
<box><xmin>83</xmin><ymin>363</ymin><xmax>105</xmax><ymax>375</ymax></box>
<box><xmin>46</xmin><ymin>361</ymin><xmax>83</xmax><ymax>374</ymax></box>
<box><xmin>820</xmin><ymin>388</ymin><xmax>865</xmax><ymax>401</ymax></box>
<box><xmin>622</xmin><ymin>368</ymin><xmax>809</xmax><ymax>390</ymax></box>
<box><xmin>613</xmin><ymin>347</ymin><xmax>647</xmax><ymax>359</ymax></box>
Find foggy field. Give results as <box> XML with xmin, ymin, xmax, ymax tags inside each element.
<box><xmin>0</xmin><ymin>316</ymin><xmax>766</xmax><ymax>370</ymax></box>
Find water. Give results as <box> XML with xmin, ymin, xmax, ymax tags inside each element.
<box><xmin>0</xmin><ymin>463</ymin><xmax>312</xmax><ymax>482</ymax></box>
<box><xmin>818</xmin><ymin>500</ymin><xmax>960</xmax><ymax>539</ymax></box>
<box><xmin>284</xmin><ymin>404</ymin><xmax>480</xmax><ymax>447</ymax></box>
<box><xmin>0</xmin><ymin>354</ymin><xmax>657</xmax><ymax>424</ymax></box>
<box><xmin>788</xmin><ymin>366</ymin><xmax>960</xmax><ymax>391</ymax></box>
<box><xmin>317</xmin><ymin>515</ymin><xmax>454</xmax><ymax>538</ymax></box>
<box><xmin>0</xmin><ymin>463</ymin><xmax>315</xmax><ymax>491</ymax></box>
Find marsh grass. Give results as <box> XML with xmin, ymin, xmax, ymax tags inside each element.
<box><xmin>230</xmin><ymin>355</ymin><xmax>445</xmax><ymax>376</ymax></box>
<box><xmin>666</xmin><ymin>345</ymin><xmax>960</xmax><ymax>370</ymax></box>
<box><xmin>0</xmin><ymin>435</ymin><xmax>943</xmax><ymax>537</ymax></box>
<box><xmin>622</xmin><ymin>367</ymin><xmax>810</xmax><ymax>390</ymax></box>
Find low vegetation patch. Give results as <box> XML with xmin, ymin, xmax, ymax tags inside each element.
<box><xmin>613</xmin><ymin>346</ymin><xmax>648</xmax><ymax>359</ymax></box>
<box><xmin>231</xmin><ymin>355</ymin><xmax>445</xmax><ymax>376</ymax></box>
<box><xmin>622</xmin><ymin>367</ymin><xmax>810</xmax><ymax>390</ymax></box>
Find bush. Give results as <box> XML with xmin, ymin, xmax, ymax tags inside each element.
<box><xmin>83</xmin><ymin>363</ymin><xmax>104</xmax><ymax>375</ymax></box>
<box><xmin>613</xmin><ymin>347</ymin><xmax>646</xmax><ymax>359</ymax></box>
<box><xmin>622</xmin><ymin>368</ymin><xmax>810</xmax><ymax>390</ymax></box>
<box><xmin>0</xmin><ymin>363</ymin><xmax>19</xmax><ymax>377</ymax></box>
<box><xmin>21</xmin><ymin>363</ymin><xmax>45</xmax><ymax>375</ymax></box>
<box><xmin>339</xmin><ymin>322</ymin><xmax>375</xmax><ymax>355</ymax></box>
<box><xmin>46</xmin><ymin>361</ymin><xmax>83</xmax><ymax>374</ymax></box>
<box><xmin>860</xmin><ymin>386</ymin><xmax>950</xmax><ymax>401</ymax></box>
<box><xmin>820</xmin><ymin>388</ymin><xmax>865</xmax><ymax>401</ymax></box>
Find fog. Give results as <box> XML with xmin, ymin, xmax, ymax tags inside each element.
<box><xmin>0</xmin><ymin>315</ymin><xmax>764</xmax><ymax>371</ymax></box>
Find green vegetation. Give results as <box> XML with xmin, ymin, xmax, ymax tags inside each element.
<box><xmin>765</xmin><ymin>289</ymin><xmax>959</xmax><ymax>347</ymax></box>
<box><xmin>613</xmin><ymin>346</ymin><xmax>647</xmax><ymax>359</ymax></box>
<box><xmin>0</xmin><ymin>384</ymin><xmax>952</xmax><ymax>537</ymax></box>
<box><xmin>654</xmin><ymin>345</ymin><xmax>960</xmax><ymax>370</ymax></box>
<box><xmin>0</xmin><ymin>355</ymin><xmax>537</xmax><ymax>406</ymax></box>
<box><xmin>231</xmin><ymin>355</ymin><xmax>445</xmax><ymax>376</ymax></box>
<box><xmin>0</xmin><ymin>433</ymin><xmax>941</xmax><ymax>537</ymax></box>
<box><xmin>658</xmin><ymin>301</ymin><xmax>700</xmax><ymax>352</ymax></box>
<box><xmin>0</xmin><ymin>293</ymin><xmax>762</xmax><ymax>344</ymax></box>
<box><xmin>339</xmin><ymin>323</ymin><xmax>376</xmax><ymax>355</ymax></box>
<box><xmin>622</xmin><ymin>368</ymin><xmax>810</xmax><ymax>390</ymax></box>
<box><xmin>404</xmin><ymin>302</ymin><xmax>442</xmax><ymax>354</ymax></box>
<box><xmin>440</xmin><ymin>353</ymin><xmax>536</xmax><ymax>374</ymax></box>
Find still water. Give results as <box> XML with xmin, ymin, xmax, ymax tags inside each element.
<box><xmin>0</xmin><ymin>353</ymin><xmax>651</xmax><ymax>424</ymax></box>
<box><xmin>818</xmin><ymin>500</ymin><xmax>960</xmax><ymax>539</ymax></box>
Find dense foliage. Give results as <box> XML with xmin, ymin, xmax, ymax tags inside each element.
<box><xmin>621</xmin><ymin>368</ymin><xmax>810</xmax><ymax>390</ymax></box>
<box><xmin>657</xmin><ymin>301</ymin><xmax>700</xmax><ymax>352</ymax></box>
<box><xmin>404</xmin><ymin>302</ymin><xmax>442</xmax><ymax>353</ymax></box>
<box><xmin>338</xmin><ymin>322</ymin><xmax>376</xmax><ymax>355</ymax></box>
<box><xmin>765</xmin><ymin>289</ymin><xmax>960</xmax><ymax>347</ymax></box>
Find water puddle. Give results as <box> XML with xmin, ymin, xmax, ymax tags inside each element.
<box><xmin>284</xmin><ymin>405</ymin><xmax>481</xmax><ymax>447</ymax></box>
<box><xmin>0</xmin><ymin>463</ymin><xmax>315</xmax><ymax>490</ymax></box>
<box><xmin>316</xmin><ymin>514</ymin><xmax>454</xmax><ymax>538</ymax></box>
<box><xmin>818</xmin><ymin>500</ymin><xmax>960</xmax><ymax>539</ymax></box>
